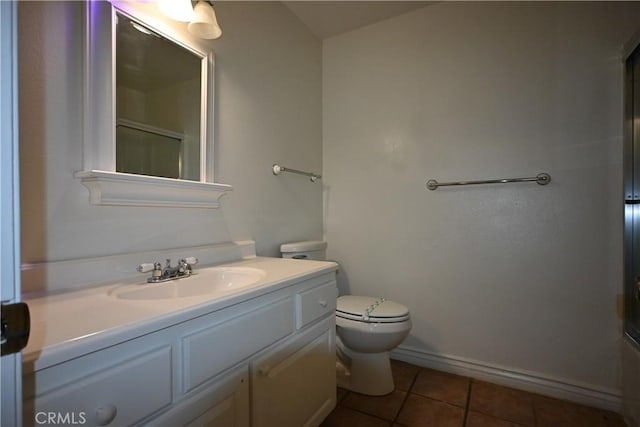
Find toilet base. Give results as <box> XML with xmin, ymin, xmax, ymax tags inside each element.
<box><xmin>336</xmin><ymin>346</ymin><xmax>395</xmax><ymax>396</ymax></box>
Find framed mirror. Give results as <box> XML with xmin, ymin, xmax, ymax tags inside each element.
<box><xmin>76</xmin><ymin>0</ymin><xmax>231</xmax><ymax>208</ymax></box>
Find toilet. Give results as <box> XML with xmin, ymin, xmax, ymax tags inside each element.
<box><xmin>281</xmin><ymin>241</ymin><xmax>412</xmax><ymax>396</ymax></box>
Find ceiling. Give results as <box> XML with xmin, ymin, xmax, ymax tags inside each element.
<box><xmin>282</xmin><ymin>1</ymin><xmax>433</xmax><ymax>40</ymax></box>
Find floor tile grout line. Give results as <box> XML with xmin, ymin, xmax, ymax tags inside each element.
<box><xmin>531</xmin><ymin>390</ymin><xmax>538</xmax><ymax>427</ymax></box>
<box><xmin>458</xmin><ymin>380</ymin><xmax>539</xmax><ymax>427</ymax></box>
<box><xmin>391</xmin><ymin>367</ymin><xmax>421</xmax><ymax>426</ymax></box>
<box><xmin>337</xmin><ymin>405</ymin><xmax>397</xmax><ymax>425</ymax></box>
<box><xmin>336</xmin><ymin>389</ymin><xmax>399</xmax><ymax>425</ymax></box>
<box><xmin>462</xmin><ymin>378</ymin><xmax>473</xmax><ymax>427</ymax></box>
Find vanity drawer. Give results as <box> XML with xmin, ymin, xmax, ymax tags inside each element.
<box><xmin>296</xmin><ymin>281</ymin><xmax>337</xmax><ymax>329</ymax></box>
<box><xmin>25</xmin><ymin>345</ymin><xmax>172</xmax><ymax>426</ymax></box>
<box><xmin>182</xmin><ymin>296</ymin><xmax>294</xmax><ymax>393</ymax></box>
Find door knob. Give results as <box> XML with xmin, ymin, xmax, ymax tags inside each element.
<box><xmin>95</xmin><ymin>404</ymin><xmax>117</xmax><ymax>426</ymax></box>
<box><xmin>1</xmin><ymin>302</ymin><xmax>30</xmax><ymax>356</ymax></box>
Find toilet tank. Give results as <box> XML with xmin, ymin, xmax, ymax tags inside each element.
<box><xmin>280</xmin><ymin>241</ymin><xmax>327</xmax><ymax>260</ymax></box>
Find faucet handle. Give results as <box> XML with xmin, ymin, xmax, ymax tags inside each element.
<box><xmin>183</xmin><ymin>257</ymin><xmax>198</xmax><ymax>266</ymax></box>
<box><xmin>137</xmin><ymin>263</ymin><xmax>156</xmax><ymax>273</ymax></box>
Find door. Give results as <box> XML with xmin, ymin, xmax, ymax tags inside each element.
<box><xmin>624</xmin><ymin>43</ymin><xmax>640</xmax><ymax>346</ymax></box>
<box><xmin>1</xmin><ymin>1</ymin><xmax>25</xmax><ymax>425</ymax></box>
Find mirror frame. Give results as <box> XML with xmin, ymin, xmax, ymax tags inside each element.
<box><xmin>75</xmin><ymin>0</ymin><xmax>231</xmax><ymax>208</ymax></box>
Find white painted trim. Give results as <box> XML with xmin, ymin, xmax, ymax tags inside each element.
<box><xmin>82</xmin><ymin>1</ymin><xmax>228</xmax><ymax>207</ymax></box>
<box><xmin>84</xmin><ymin>0</ymin><xmax>114</xmax><ymax>172</ymax></box>
<box><xmin>75</xmin><ymin>170</ymin><xmax>232</xmax><ymax>208</ymax></box>
<box><xmin>22</xmin><ymin>241</ymin><xmax>257</xmax><ymax>295</ymax></box>
<box><xmin>391</xmin><ymin>345</ymin><xmax>622</xmax><ymax>412</ymax></box>
<box><xmin>0</xmin><ymin>1</ymin><xmax>22</xmax><ymax>424</ymax></box>
<box><xmin>0</xmin><ymin>0</ymin><xmax>20</xmax><ymax>303</ymax></box>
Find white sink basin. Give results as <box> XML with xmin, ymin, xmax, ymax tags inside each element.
<box><xmin>114</xmin><ymin>266</ymin><xmax>266</xmax><ymax>300</ymax></box>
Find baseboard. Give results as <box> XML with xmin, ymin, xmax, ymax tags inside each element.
<box><xmin>391</xmin><ymin>345</ymin><xmax>622</xmax><ymax>412</ymax></box>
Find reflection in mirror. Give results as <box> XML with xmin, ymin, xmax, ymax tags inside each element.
<box><xmin>116</xmin><ymin>12</ymin><xmax>202</xmax><ymax>181</ymax></box>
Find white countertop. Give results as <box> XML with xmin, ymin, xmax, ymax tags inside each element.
<box><xmin>23</xmin><ymin>256</ymin><xmax>338</xmax><ymax>372</ymax></box>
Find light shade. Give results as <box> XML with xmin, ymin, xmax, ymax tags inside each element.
<box><xmin>188</xmin><ymin>1</ymin><xmax>222</xmax><ymax>40</ymax></box>
<box><xmin>158</xmin><ymin>0</ymin><xmax>194</xmax><ymax>22</ymax></box>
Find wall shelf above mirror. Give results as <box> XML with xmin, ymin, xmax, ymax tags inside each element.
<box><xmin>76</xmin><ymin>0</ymin><xmax>232</xmax><ymax>208</ymax></box>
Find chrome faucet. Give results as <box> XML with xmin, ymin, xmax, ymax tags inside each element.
<box><xmin>137</xmin><ymin>257</ymin><xmax>198</xmax><ymax>283</ymax></box>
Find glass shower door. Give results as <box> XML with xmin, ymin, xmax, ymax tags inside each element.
<box><xmin>624</xmin><ymin>44</ymin><xmax>640</xmax><ymax>346</ymax></box>
<box><xmin>116</xmin><ymin>121</ymin><xmax>182</xmax><ymax>180</ymax></box>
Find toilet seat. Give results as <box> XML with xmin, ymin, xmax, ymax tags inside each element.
<box><xmin>336</xmin><ymin>296</ymin><xmax>410</xmax><ymax>323</ymax></box>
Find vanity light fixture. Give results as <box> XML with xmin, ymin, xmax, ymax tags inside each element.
<box><xmin>158</xmin><ymin>0</ymin><xmax>222</xmax><ymax>40</ymax></box>
<box><xmin>188</xmin><ymin>1</ymin><xmax>222</xmax><ymax>40</ymax></box>
<box><xmin>158</xmin><ymin>0</ymin><xmax>195</xmax><ymax>22</ymax></box>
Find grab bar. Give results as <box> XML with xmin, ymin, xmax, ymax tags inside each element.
<box><xmin>272</xmin><ymin>164</ymin><xmax>321</xmax><ymax>182</ymax></box>
<box><xmin>426</xmin><ymin>172</ymin><xmax>551</xmax><ymax>190</ymax></box>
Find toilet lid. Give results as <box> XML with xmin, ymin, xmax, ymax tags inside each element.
<box><xmin>336</xmin><ymin>296</ymin><xmax>410</xmax><ymax>323</ymax></box>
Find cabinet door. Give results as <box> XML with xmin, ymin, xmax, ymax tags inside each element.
<box><xmin>251</xmin><ymin>317</ymin><xmax>335</xmax><ymax>427</ymax></box>
<box><xmin>146</xmin><ymin>365</ymin><xmax>249</xmax><ymax>427</ymax></box>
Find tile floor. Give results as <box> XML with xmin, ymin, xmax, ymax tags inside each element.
<box><xmin>320</xmin><ymin>359</ymin><xmax>628</xmax><ymax>427</ymax></box>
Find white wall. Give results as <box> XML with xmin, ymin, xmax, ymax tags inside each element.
<box><xmin>19</xmin><ymin>1</ymin><xmax>322</xmax><ymax>293</ymax></box>
<box><xmin>323</xmin><ymin>1</ymin><xmax>640</xmax><ymax>398</ymax></box>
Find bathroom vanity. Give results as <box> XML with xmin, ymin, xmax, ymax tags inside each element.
<box><xmin>22</xmin><ymin>256</ymin><xmax>338</xmax><ymax>427</ymax></box>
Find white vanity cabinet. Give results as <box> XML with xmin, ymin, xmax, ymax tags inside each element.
<box><xmin>24</xmin><ymin>269</ymin><xmax>337</xmax><ymax>427</ymax></box>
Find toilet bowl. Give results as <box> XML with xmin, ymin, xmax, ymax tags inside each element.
<box><xmin>280</xmin><ymin>241</ymin><xmax>412</xmax><ymax>396</ymax></box>
<box><xmin>335</xmin><ymin>296</ymin><xmax>411</xmax><ymax>395</ymax></box>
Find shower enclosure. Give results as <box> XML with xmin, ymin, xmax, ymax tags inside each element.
<box><xmin>624</xmin><ymin>42</ymin><xmax>640</xmax><ymax>347</ymax></box>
